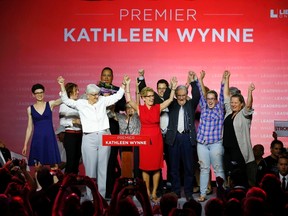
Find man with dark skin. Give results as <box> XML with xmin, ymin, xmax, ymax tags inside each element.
<box><xmin>99</xmin><ymin>67</ymin><xmax>126</xmax><ymax>199</ymax></box>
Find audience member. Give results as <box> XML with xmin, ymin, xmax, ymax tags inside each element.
<box><xmin>257</xmin><ymin>139</ymin><xmax>284</xmax><ymax>184</ymax></box>
<box><xmin>246</xmin><ymin>186</ymin><xmax>267</xmax><ymax>201</ymax></box>
<box><xmin>168</xmin><ymin>208</ymin><xmax>196</xmax><ymax>216</ymax></box>
<box><xmin>0</xmin><ymin>194</ymin><xmax>9</xmax><ymax>216</ymax></box>
<box><xmin>242</xmin><ymin>196</ymin><xmax>269</xmax><ymax>216</ymax></box>
<box><xmin>183</xmin><ymin>198</ymin><xmax>202</xmax><ymax>216</ymax></box>
<box><xmin>0</xmin><ymin>140</ymin><xmax>11</xmax><ymax>167</ymax></box>
<box><xmin>62</xmin><ymin>193</ymin><xmax>81</xmax><ymax>216</ymax></box>
<box><xmin>159</xmin><ymin>192</ymin><xmax>178</xmax><ymax>216</ymax></box>
<box><xmin>223</xmin><ymin>198</ymin><xmax>241</xmax><ymax>216</ymax></box>
<box><xmin>165</xmin><ymin>71</ymin><xmax>200</xmax><ymax>201</ymax></box>
<box><xmin>204</xmin><ymin>198</ymin><xmax>224</xmax><ymax>216</ymax></box>
<box><xmin>253</xmin><ymin>144</ymin><xmax>264</xmax><ymax>165</ymax></box>
<box><xmin>260</xmin><ymin>173</ymin><xmax>286</xmax><ymax>216</ymax></box>
<box><xmin>277</xmin><ymin>155</ymin><xmax>288</xmax><ymax>192</ymax></box>
<box><xmin>108</xmin><ymin>177</ymin><xmax>153</xmax><ymax>216</ymax></box>
<box><xmin>52</xmin><ymin>174</ymin><xmax>105</xmax><ymax>216</ymax></box>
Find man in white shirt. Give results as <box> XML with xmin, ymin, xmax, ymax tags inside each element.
<box><xmin>57</xmin><ymin>75</ymin><xmax>128</xmax><ymax>198</ymax></box>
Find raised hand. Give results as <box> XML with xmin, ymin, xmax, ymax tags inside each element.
<box><xmin>188</xmin><ymin>71</ymin><xmax>196</xmax><ymax>83</ymax></box>
<box><xmin>57</xmin><ymin>76</ymin><xmax>65</xmax><ymax>85</ymax></box>
<box><xmin>200</xmin><ymin>70</ymin><xmax>205</xmax><ymax>80</ymax></box>
<box><xmin>170</xmin><ymin>77</ymin><xmax>178</xmax><ymax>89</ymax></box>
<box><xmin>138</xmin><ymin>69</ymin><xmax>145</xmax><ymax>77</ymax></box>
<box><xmin>248</xmin><ymin>83</ymin><xmax>255</xmax><ymax>92</ymax></box>
<box><xmin>123</xmin><ymin>75</ymin><xmax>130</xmax><ymax>85</ymax></box>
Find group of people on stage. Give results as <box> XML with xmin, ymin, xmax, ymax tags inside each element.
<box><xmin>21</xmin><ymin>66</ymin><xmax>287</xmax><ymax>205</ymax></box>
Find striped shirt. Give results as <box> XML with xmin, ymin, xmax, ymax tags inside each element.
<box><xmin>197</xmin><ymin>82</ymin><xmax>225</xmax><ymax>144</ymax></box>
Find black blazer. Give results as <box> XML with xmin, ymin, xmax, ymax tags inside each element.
<box><xmin>138</xmin><ymin>77</ymin><xmax>170</xmax><ymax>104</ymax></box>
<box><xmin>165</xmin><ymin>81</ymin><xmax>200</xmax><ymax>146</ymax></box>
<box><xmin>278</xmin><ymin>173</ymin><xmax>288</xmax><ymax>191</ymax></box>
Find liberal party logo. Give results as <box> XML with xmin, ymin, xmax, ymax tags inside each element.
<box><xmin>270</xmin><ymin>9</ymin><xmax>288</xmax><ymax>18</ymax></box>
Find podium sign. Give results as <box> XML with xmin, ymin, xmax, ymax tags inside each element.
<box><xmin>102</xmin><ymin>135</ymin><xmax>149</xmax><ymax>177</ymax></box>
<box><xmin>102</xmin><ymin>135</ymin><xmax>149</xmax><ymax>146</ymax></box>
<box><xmin>274</xmin><ymin>121</ymin><xmax>288</xmax><ymax>137</ymax></box>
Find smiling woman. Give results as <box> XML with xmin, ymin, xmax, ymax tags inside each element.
<box><xmin>22</xmin><ymin>83</ymin><xmax>62</xmax><ymax>166</ymax></box>
<box><xmin>57</xmin><ymin>75</ymin><xmax>128</xmax><ymax>199</ymax></box>
<box><xmin>196</xmin><ymin>70</ymin><xmax>228</xmax><ymax>201</ymax></box>
<box><xmin>124</xmin><ymin>74</ymin><xmax>177</xmax><ymax>201</ymax></box>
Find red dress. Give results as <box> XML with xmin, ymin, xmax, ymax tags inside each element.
<box><xmin>139</xmin><ymin>104</ymin><xmax>163</xmax><ymax>171</ymax></box>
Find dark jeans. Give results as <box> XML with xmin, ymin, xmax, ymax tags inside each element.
<box><xmin>63</xmin><ymin>132</ymin><xmax>82</xmax><ymax>174</ymax></box>
<box><xmin>168</xmin><ymin>133</ymin><xmax>195</xmax><ymax>197</ymax></box>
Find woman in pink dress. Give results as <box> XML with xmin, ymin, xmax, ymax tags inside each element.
<box><xmin>125</xmin><ymin>75</ymin><xmax>177</xmax><ymax>201</ymax></box>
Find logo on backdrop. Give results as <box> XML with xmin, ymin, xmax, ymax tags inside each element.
<box><xmin>270</xmin><ymin>9</ymin><xmax>288</xmax><ymax>19</ymax></box>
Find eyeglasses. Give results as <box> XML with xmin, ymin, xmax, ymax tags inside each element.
<box><xmin>89</xmin><ymin>93</ymin><xmax>99</xmax><ymax>97</ymax></box>
<box><xmin>144</xmin><ymin>95</ymin><xmax>154</xmax><ymax>98</ymax></box>
<box><xmin>176</xmin><ymin>94</ymin><xmax>186</xmax><ymax>98</ymax></box>
<box><xmin>34</xmin><ymin>91</ymin><xmax>44</xmax><ymax>95</ymax></box>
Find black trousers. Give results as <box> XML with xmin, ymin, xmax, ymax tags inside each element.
<box><xmin>63</xmin><ymin>132</ymin><xmax>82</xmax><ymax>174</ymax></box>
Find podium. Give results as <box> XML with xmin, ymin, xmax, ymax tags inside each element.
<box><xmin>103</xmin><ymin>135</ymin><xmax>149</xmax><ymax>177</ymax></box>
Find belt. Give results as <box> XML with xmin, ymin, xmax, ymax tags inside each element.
<box><xmin>177</xmin><ymin>130</ymin><xmax>190</xmax><ymax>134</ymax></box>
<box><xmin>65</xmin><ymin>130</ymin><xmax>82</xmax><ymax>134</ymax></box>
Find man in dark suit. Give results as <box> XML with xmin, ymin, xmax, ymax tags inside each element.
<box><xmin>277</xmin><ymin>155</ymin><xmax>288</xmax><ymax>191</ymax></box>
<box><xmin>256</xmin><ymin>139</ymin><xmax>284</xmax><ymax>185</ymax></box>
<box><xmin>165</xmin><ymin>71</ymin><xmax>200</xmax><ymax>201</ymax></box>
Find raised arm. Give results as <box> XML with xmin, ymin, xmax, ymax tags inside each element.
<box><xmin>136</xmin><ymin>78</ymin><xmax>140</xmax><ymax>105</ymax></box>
<box><xmin>57</xmin><ymin>76</ymin><xmax>79</xmax><ymax>109</ymax></box>
<box><xmin>198</xmin><ymin>70</ymin><xmax>207</xmax><ymax>97</ymax></box>
<box><xmin>58</xmin><ymin>76</ymin><xmax>66</xmax><ymax>92</ymax></box>
<box><xmin>246</xmin><ymin>83</ymin><xmax>255</xmax><ymax>111</ymax></box>
<box><xmin>125</xmin><ymin>76</ymin><xmax>139</xmax><ymax>113</ymax></box>
<box><xmin>49</xmin><ymin>98</ymin><xmax>62</xmax><ymax>110</ymax></box>
<box><xmin>189</xmin><ymin>71</ymin><xmax>200</xmax><ymax>107</ymax></box>
<box><xmin>160</xmin><ymin>77</ymin><xmax>177</xmax><ymax>111</ymax></box>
<box><xmin>137</xmin><ymin>69</ymin><xmax>146</xmax><ymax>93</ymax></box>
<box><xmin>223</xmin><ymin>70</ymin><xmax>230</xmax><ymax>100</ymax></box>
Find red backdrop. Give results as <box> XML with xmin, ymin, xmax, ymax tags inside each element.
<box><xmin>0</xmin><ymin>0</ymin><xmax>287</xmax><ymax>157</ymax></box>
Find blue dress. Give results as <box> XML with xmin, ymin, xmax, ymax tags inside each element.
<box><xmin>28</xmin><ymin>102</ymin><xmax>61</xmax><ymax>166</ymax></box>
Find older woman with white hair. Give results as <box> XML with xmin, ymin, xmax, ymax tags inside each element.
<box><xmin>57</xmin><ymin>75</ymin><xmax>129</xmax><ymax>198</ymax></box>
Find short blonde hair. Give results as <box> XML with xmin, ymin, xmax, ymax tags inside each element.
<box><xmin>140</xmin><ymin>87</ymin><xmax>154</xmax><ymax>97</ymax></box>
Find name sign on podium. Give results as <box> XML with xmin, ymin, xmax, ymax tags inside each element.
<box><xmin>274</xmin><ymin>120</ymin><xmax>288</xmax><ymax>137</ymax></box>
<box><xmin>102</xmin><ymin>135</ymin><xmax>149</xmax><ymax>146</ymax></box>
